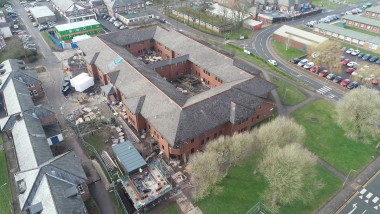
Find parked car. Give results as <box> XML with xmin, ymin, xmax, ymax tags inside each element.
<box><xmin>297</xmin><ymin>59</ymin><xmax>308</xmax><ymax>67</ymax></box>
<box><xmin>362</xmin><ymin>54</ymin><xmax>371</xmax><ymax>60</ymax></box>
<box><xmin>341</xmin><ymin>47</ymin><xmax>348</xmax><ymax>52</ymax></box>
<box><xmin>319</xmin><ymin>70</ymin><xmax>329</xmax><ymax>77</ymax></box>
<box><xmin>32</xmin><ymin>22</ymin><xmax>38</xmax><ymax>27</ymax></box>
<box><xmin>376</xmin><ymin>59</ymin><xmax>380</xmax><ymax>64</ymax></box>
<box><xmin>347</xmin><ymin>61</ymin><xmax>358</xmax><ymax>67</ymax></box>
<box><xmin>346</xmin><ymin>81</ymin><xmax>359</xmax><ymax>89</ymax></box>
<box><xmin>369</xmin><ymin>56</ymin><xmax>379</xmax><ymax>62</ymax></box>
<box><xmin>357</xmin><ymin>53</ymin><xmax>364</xmax><ymax>58</ymax></box>
<box><xmin>119</xmin><ymin>25</ymin><xmax>127</xmax><ymax>30</ymax></box>
<box><xmin>345</xmin><ymin>48</ymin><xmax>354</xmax><ymax>54</ymax></box>
<box><xmin>341</xmin><ymin>58</ymin><xmax>350</xmax><ymax>65</ymax></box>
<box><xmin>351</xmin><ymin>50</ymin><xmax>360</xmax><ymax>56</ymax></box>
<box><xmin>291</xmin><ymin>58</ymin><xmax>301</xmax><ymax>64</ymax></box>
<box><xmin>340</xmin><ymin>79</ymin><xmax>350</xmax><ymax>87</ymax></box>
<box><xmin>109</xmin><ymin>17</ymin><xmax>116</xmax><ymax>22</ymax></box>
<box><xmin>268</xmin><ymin>59</ymin><xmax>278</xmax><ymax>66</ymax></box>
<box><xmin>345</xmin><ymin>67</ymin><xmax>356</xmax><ymax>73</ymax></box>
<box><xmin>326</xmin><ymin>73</ymin><xmax>336</xmax><ymax>80</ymax></box>
<box><xmin>333</xmin><ymin>76</ymin><xmax>343</xmax><ymax>83</ymax></box>
<box><xmin>310</xmin><ymin>66</ymin><xmax>320</xmax><ymax>73</ymax></box>
<box><xmin>303</xmin><ymin>62</ymin><xmax>315</xmax><ymax>69</ymax></box>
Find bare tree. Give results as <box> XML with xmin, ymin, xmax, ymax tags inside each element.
<box><xmin>188</xmin><ymin>150</ymin><xmax>223</xmax><ymax>199</ymax></box>
<box><xmin>253</xmin><ymin>117</ymin><xmax>305</xmax><ymax>148</ymax></box>
<box><xmin>336</xmin><ymin>87</ymin><xmax>380</xmax><ymax>142</ymax></box>
<box><xmin>351</xmin><ymin>64</ymin><xmax>380</xmax><ymax>86</ymax></box>
<box><xmin>231</xmin><ymin>0</ymin><xmax>250</xmax><ymax>26</ymax></box>
<box><xmin>307</xmin><ymin>41</ymin><xmax>342</xmax><ymax>73</ymax></box>
<box><xmin>258</xmin><ymin>144</ymin><xmax>324</xmax><ymax>213</ymax></box>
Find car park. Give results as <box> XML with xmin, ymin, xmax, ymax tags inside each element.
<box><xmin>119</xmin><ymin>25</ymin><xmax>127</xmax><ymax>30</ymax></box>
<box><xmin>369</xmin><ymin>56</ymin><xmax>379</xmax><ymax>62</ymax></box>
<box><xmin>345</xmin><ymin>48</ymin><xmax>354</xmax><ymax>54</ymax></box>
<box><xmin>341</xmin><ymin>59</ymin><xmax>350</xmax><ymax>65</ymax></box>
<box><xmin>297</xmin><ymin>59</ymin><xmax>308</xmax><ymax>66</ymax></box>
<box><xmin>340</xmin><ymin>79</ymin><xmax>350</xmax><ymax>87</ymax></box>
<box><xmin>351</xmin><ymin>50</ymin><xmax>360</xmax><ymax>56</ymax></box>
<box><xmin>268</xmin><ymin>59</ymin><xmax>278</xmax><ymax>66</ymax></box>
<box><xmin>376</xmin><ymin>59</ymin><xmax>380</xmax><ymax>65</ymax></box>
<box><xmin>291</xmin><ymin>58</ymin><xmax>301</xmax><ymax>64</ymax></box>
<box><xmin>326</xmin><ymin>73</ymin><xmax>336</xmax><ymax>80</ymax></box>
<box><xmin>109</xmin><ymin>17</ymin><xmax>116</xmax><ymax>22</ymax></box>
<box><xmin>333</xmin><ymin>76</ymin><xmax>343</xmax><ymax>83</ymax></box>
<box><xmin>319</xmin><ymin>70</ymin><xmax>329</xmax><ymax>77</ymax></box>
<box><xmin>341</xmin><ymin>47</ymin><xmax>348</xmax><ymax>52</ymax></box>
<box><xmin>347</xmin><ymin>61</ymin><xmax>357</xmax><ymax>67</ymax></box>
<box><xmin>357</xmin><ymin>53</ymin><xmax>364</xmax><ymax>58</ymax></box>
<box><xmin>362</xmin><ymin>54</ymin><xmax>371</xmax><ymax>60</ymax></box>
<box><xmin>303</xmin><ymin>62</ymin><xmax>314</xmax><ymax>69</ymax></box>
<box><xmin>310</xmin><ymin>66</ymin><xmax>320</xmax><ymax>73</ymax></box>
<box><xmin>346</xmin><ymin>81</ymin><xmax>359</xmax><ymax>89</ymax></box>
<box><xmin>32</xmin><ymin>22</ymin><xmax>38</xmax><ymax>27</ymax></box>
<box><xmin>345</xmin><ymin>67</ymin><xmax>356</xmax><ymax>73</ymax></box>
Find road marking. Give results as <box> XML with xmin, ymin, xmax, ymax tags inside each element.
<box><xmin>316</xmin><ymin>86</ymin><xmax>332</xmax><ymax>94</ymax></box>
<box><xmin>348</xmin><ymin>203</ymin><xmax>358</xmax><ymax>214</ymax></box>
<box><xmin>372</xmin><ymin>197</ymin><xmax>379</xmax><ymax>203</ymax></box>
<box><xmin>361</xmin><ymin>210</ymin><xmax>367</xmax><ymax>214</ymax></box>
<box><xmin>360</xmin><ymin>189</ymin><xmax>367</xmax><ymax>195</ymax></box>
<box><xmin>366</xmin><ymin>192</ymin><xmax>373</xmax><ymax>199</ymax></box>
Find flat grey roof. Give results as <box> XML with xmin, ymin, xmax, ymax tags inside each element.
<box><xmin>314</xmin><ymin>23</ymin><xmax>380</xmax><ymax>45</ymax></box>
<box><xmin>113</xmin><ymin>141</ymin><xmax>147</xmax><ymax>175</ymax></box>
<box><xmin>29</xmin><ymin>6</ymin><xmax>55</xmax><ymax>19</ymax></box>
<box><xmin>343</xmin><ymin>14</ymin><xmax>380</xmax><ymax>27</ymax></box>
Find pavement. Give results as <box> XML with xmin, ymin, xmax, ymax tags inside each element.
<box><xmin>338</xmin><ymin>171</ymin><xmax>380</xmax><ymax>214</ymax></box>
<box><xmin>10</xmin><ymin>0</ymin><xmax>116</xmax><ymax>213</ymax></box>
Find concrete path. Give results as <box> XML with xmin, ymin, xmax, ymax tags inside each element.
<box><xmin>176</xmin><ymin>191</ymin><xmax>203</xmax><ymax>214</ymax></box>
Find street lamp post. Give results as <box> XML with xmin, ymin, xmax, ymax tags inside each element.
<box><xmin>343</xmin><ymin>169</ymin><xmax>357</xmax><ymax>187</ymax></box>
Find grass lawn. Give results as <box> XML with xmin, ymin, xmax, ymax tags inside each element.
<box><xmin>272</xmin><ymin>40</ymin><xmax>305</xmax><ymax>61</ymax></box>
<box><xmin>41</xmin><ymin>31</ymin><xmax>61</xmax><ymax>51</ymax></box>
<box><xmin>167</xmin><ymin>13</ymin><xmax>253</xmax><ymax>40</ymax></box>
<box><xmin>196</xmin><ymin>155</ymin><xmax>342</xmax><ymax>214</ymax></box>
<box><xmin>159</xmin><ymin>202</ymin><xmax>181</xmax><ymax>214</ymax></box>
<box><xmin>0</xmin><ymin>38</ymin><xmax>25</xmax><ymax>63</ymax></box>
<box><xmin>0</xmin><ymin>135</ymin><xmax>13</xmax><ymax>214</ymax></box>
<box><xmin>291</xmin><ymin>99</ymin><xmax>376</xmax><ymax>174</ymax></box>
<box><xmin>312</xmin><ymin>0</ymin><xmax>361</xmax><ymax>8</ymax></box>
<box><xmin>222</xmin><ymin>44</ymin><xmax>307</xmax><ymax>87</ymax></box>
<box><xmin>83</xmin><ymin>133</ymin><xmax>107</xmax><ymax>153</ymax></box>
<box><xmin>272</xmin><ymin>78</ymin><xmax>307</xmax><ymax>106</ymax></box>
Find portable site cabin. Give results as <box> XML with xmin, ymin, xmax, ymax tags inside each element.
<box><xmin>54</xmin><ymin>19</ymin><xmax>103</xmax><ymax>41</ymax></box>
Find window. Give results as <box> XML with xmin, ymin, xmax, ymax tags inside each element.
<box><xmin>162</xmin><ymin>145</ymin><xmax>164</xmax><ymax>150</ymax></box>
<box><xmin>33</xmin><ymin>90</ymin><xmax>38</xmax><ymax>96</ymax></box>
<box><xmin>257</xmin><ymin>114</ymin><xmax>260</xmax><ymax>119</ymax></box>
<box><xmin>191</xmin><ymin>139</ymin><xmax>194</xmax><ymax>143</ymax></box>
<box><xmin>191</xmin><ymin>148</ymin><xmax>195</xmax><ymax>154</ymax></box>
<box><xmin>201</xmin><ymin>140</ymin><xmax>204</xmax><ymax>145</ymax></box>
<box><xmin>214</xmin><ymin>133</ymin><xmax>217</xmax><ymax>138</ymax></box>
<box><xmin>206</xmin><ymin>137</ymin><xmax>209</xmax><ymax>142</ymax></box>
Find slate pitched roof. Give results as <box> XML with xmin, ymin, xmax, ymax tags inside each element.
<box><xmin>77</xmin><ymin>27</ymin><xmax>275</xmax><ymax>146</ymax></box>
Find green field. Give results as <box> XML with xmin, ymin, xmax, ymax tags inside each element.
<box><xmin>159</xmin><ymin>202</ymin><xmax>181</xmax><ymax>214</ymax></box>
<box><xmin>291</xmin><ymin>99</ymin><xmax>376</xmax><ymax>174</ymax></box>
<box><xmin>312</xmin><ymin>0</ymin><xmax>362</xmax><ymax>8</ymax></box>
<box><xmin>0</xmin><ymin>38</ymin><xmax>25</xmax><ymax>63</ymax></box>
<box><xmin>0</xmin><ymin>135</ymin><xmax>12</xmax><ymax>214</ymax></box>
<box><xmin>272</xmin><ymin>78</ymin><xmax>307</xmax><ymax>106</ymax></box>
<box><xmin>272</xmin><ymin>40</ymin><xmax>305</xmax><ymax>61</ymax></box>
<box><xmin>196</xmin><ymin>155</ymin><xmax>341</xmax><ymax>214</ymax></box>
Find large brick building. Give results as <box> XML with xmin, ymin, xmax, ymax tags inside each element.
<box><xmin>342</xmin><ymin>14</ymin><xmax>380</xmax><ymax>34</ymax></box>
<box><xmin>77</xmin><ymin>27</ymin><xmax>275</xmax><ymax>161</ymax></box>
<box><xmin>104</xmin><ymin>0</ymin><xmax>146</xmax><ymax>17</ymax></box>
<box><xmin>363</xmin><ymin>5</ymin><xmax>380</xmax><ymax>20</ymax></box>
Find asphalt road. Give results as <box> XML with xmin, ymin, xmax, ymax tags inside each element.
<box><xmin>339</xmin><ymin>171</ymin><xmax>380</xmax><ymax>214</ymax></box>
<box><xmin>251</xmin><ymin>0</ymin><xmax>379</xmax><ymax>101</ymax></box>
<box><xmin>10</xmin><ymin>1</ymin><xmax>116</xmax><ymax>213</ymax></box>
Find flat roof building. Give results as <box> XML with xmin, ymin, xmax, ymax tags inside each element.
<box><xmin>29</xmin><ymin>6</ymin><xmax>56</xmax><ymax>24</ymax></box>
<box><xmin>342</xmin><ymin>14</ymin><xmax>380</xmax><ymax>34</ymax></box>
<box><xmin>314</xmin><ymin>23</ymin><xmax>380</xmax><ymax>54</ymax></box>
<box><xmin>77</xmin><ymin>27</ymin><xmax>275</xmax><ymax>161</ymax></box>
<box><xmin>273</xmin><ymin>25</ymin><xmax>328</xmax><ymax>51</ymax></box>
<box><xmin>51</xmin><ymin>0</ymin><xmax>96</xmax><ymax>23</ymax></box>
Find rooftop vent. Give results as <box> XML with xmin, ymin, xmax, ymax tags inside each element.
<box><xmin>17</xmin><ymin>179</ymin><xmax>27</xmax><ymax>194</ymax></box>
<box><xmin>28</xmin><ymin>202</ymin><xmax>43</xmax><ymax>214</ymax></box>
<box><xmin>15</xmin><ymin>113</ymin><xmax>23</xmax><ymax>121</ymax></box>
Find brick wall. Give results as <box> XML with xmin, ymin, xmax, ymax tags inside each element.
<box><xmin>29</xmin><ymin>82</ymin><xmax>45</xmax><ymax>100</ymax></box>
<box><xmin>273</xmin><ymin>34</ymin><xmax>306</xmax><ymax>51</ymax></box>
<box><xmin>126</xmin><ymin>40</ymin><xmax>154</xmax><ymax>57</ymax></box>
<box><xmin>364</xmin><ymin>11</ymin><xmax>380</xmax><ymax>20</ymax></box>
<box><xmin>189</xmin><ymin>62</ymin><xmax>223</xmax><ymax>87</ymax></box>
<box><xmin>154</xmin><ymin>61</ymin><xmax>191</xmax><ymax>80</ymax></box>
